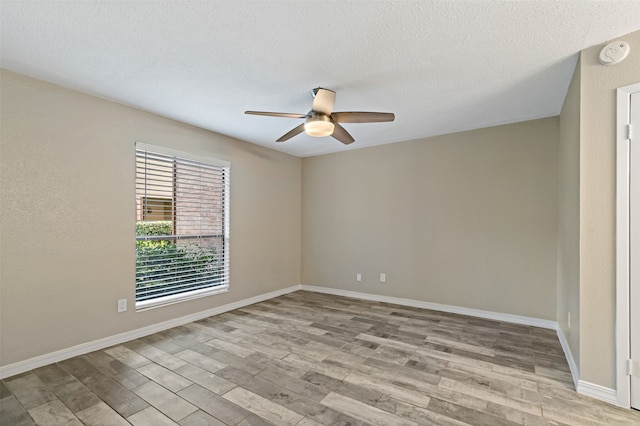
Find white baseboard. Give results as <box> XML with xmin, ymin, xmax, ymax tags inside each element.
<box><xmin>556</xmin><ymin>326</ymin><xmax>580</xmax><ymax>389</ymax></box>
<box><xmin>0</xmin><ymin>282</ymin><xmax>623</xmax><ymax>409</ymax></box>
<box><xmin>0</xmin><ymin>284</ymin><xmax>558</xmax><ymax>379</ymax></box>
<box><xmin>0</xmin><ymin>285</ymin><xmax>301</xmax><ymax>379</ymax></box>
<box><xmin>300</xmin><ymin>285</ymin><xmax>557</xmax><ymax>329</ymax></box>
<box><xmin>577</xmin><ymin>380</ymin><xmax>619</xmax><ymax>406</ymax></box>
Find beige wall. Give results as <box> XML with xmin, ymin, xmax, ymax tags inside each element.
<box><xmin>3</xmin><ymin>28</ymin><xmax>637</xmax><ymax>389</ymax></box>
<box><xmin>557</xmin><ymin>59</ymin><xmax>581</xmax><ymax>369</ymax></box>
<box><xmin>578</xmin><ymin>29</ymin><xmax>640</xmax><ymax>389</ymax></box>
<box><xmin>0</xmin><ymin>70</ymin><xmax>302</xmax><ymax>366</ymax></box>
<box><xmin>302</xmin><ymin>118</ymin><xmax>559</xmax><ymax>320</ymax></box>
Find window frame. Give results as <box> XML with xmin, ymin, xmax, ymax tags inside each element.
<box><xmin>135</xmin><ymin>142</ymin><xmax>230</xmax><ymax>311</ymax></box>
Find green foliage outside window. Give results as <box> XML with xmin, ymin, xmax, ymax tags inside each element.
<box><xmin>135</xmin><ymin>221</ymin><xmax>222</xmax><ymax>301</ymax></box>
<box><xmin>136</xmin><ymin>220</ymin><xmax>173</xmax><ymax>236</ymax></box>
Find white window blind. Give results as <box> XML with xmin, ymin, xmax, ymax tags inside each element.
<box><xmin>135</xmin><ymin>143</ymin><xmax>230</xmax><ymax>309</ymax></box>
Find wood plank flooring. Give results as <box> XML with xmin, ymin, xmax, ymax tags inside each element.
<box><xmin>2</xmin><ymin>291</ymin><xmax>639</xmax><ymax>425</ymax></box>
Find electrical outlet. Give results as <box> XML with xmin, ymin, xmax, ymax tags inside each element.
<box><xmin>356</xmin><ymin>273</ymin><xmax>362</xmax><ymax>282</ymax></box>
<box><xmin>380</xmin><ymin>273</ymin><xmax>386</xmax><ymax>283</ymax></box>
<box><xmin>117</xmin><ymin>298</ymin><xmax>127</xmax><ymax>313</ymax></box>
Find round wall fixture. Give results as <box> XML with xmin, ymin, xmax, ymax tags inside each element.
<box><xmin>599</xmin><ymin>41</ymin><xmax>630</xmax><ymax>65</ymax></box>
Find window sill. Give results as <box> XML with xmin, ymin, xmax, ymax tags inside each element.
<box><xmin>135</xmin><ymin>285</ymin><xmax>229</xmax><ymax>312</ymax></box>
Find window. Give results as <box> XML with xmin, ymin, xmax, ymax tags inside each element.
<box><xmin>135</xmin><ymin>143</ymin><xmax>230</xmax><ymax>309</ymax></box>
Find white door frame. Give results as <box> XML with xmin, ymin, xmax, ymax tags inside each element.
<box><xmin>616</xmin><ymin>81</ymin><xmax>640</xmax><ymax>408</ymax></box>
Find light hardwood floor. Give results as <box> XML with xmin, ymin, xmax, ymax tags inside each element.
<box><xmin>1</xmin><ymin>291</ymin><xmax>639</xmax><ymax>425</ymax></box>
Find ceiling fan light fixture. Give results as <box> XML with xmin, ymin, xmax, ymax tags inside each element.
<box><xmin>304</xmin><ymin>113</ymin><xmax>334</xmax><ymax>137</ymax></box>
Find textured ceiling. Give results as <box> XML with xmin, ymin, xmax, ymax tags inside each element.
<box><xmin>2</xmin><ymin>1</ymin><xmax>640</xmax><ymax>157</ymax></box>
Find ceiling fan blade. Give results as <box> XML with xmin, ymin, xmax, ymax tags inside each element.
<box><xmin>245</xmin><ymin>111</ymin><xmax>307</xmax><ymax>119</ymax></box>
<box><xmin>331</xmin><ymin>123</ymin><xmax>355</xmax><ymax>145</ymax></box>
<box><xmin>331</xmin><ymin>112</ymin><xmax>395</xmax><ymax>123</ymax></box>
<box><xmin>276</xmin><ymin>123</ymin><xmax>306</xmax><ymax>142</ymax></box>
<box><xmin>311</xmin><ymin>88</ymin><xmax>336</xmax><ymax>115</ymax></box>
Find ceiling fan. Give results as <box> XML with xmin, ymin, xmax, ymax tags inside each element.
<box><xmin>245</xmin><ymin>88</ymin><xmax>395</xmax><ymax>145</ymax></box>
